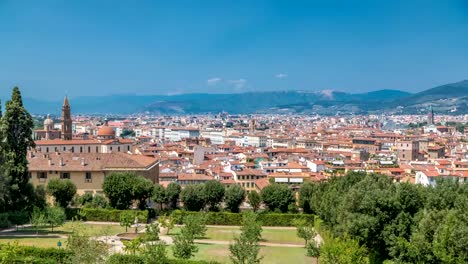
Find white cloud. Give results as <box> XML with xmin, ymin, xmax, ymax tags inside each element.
<box><xmin>206</xmin><ymin>77</ymin><xmax>222</xmax><ymax>85</ymax></box>
<box><xmin>228</xmin><ymin>79</ymin><xmax>247</xmax><ymax>90</ymax></box>
<box><xmin>275</xmin><ymin>73</ymin><xmax>288</xmax><ymax>79</ymax></box>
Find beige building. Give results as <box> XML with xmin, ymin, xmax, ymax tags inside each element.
<box><xmin>28</xmin><ymin>152</ymin><xmax>159</xmax><ymax>195</ymax></box>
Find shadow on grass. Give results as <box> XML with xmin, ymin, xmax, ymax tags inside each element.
<box><xmin>6</xmin><ymin>229</ymin><xmax>72</xmax><ymax>235</ymax></box>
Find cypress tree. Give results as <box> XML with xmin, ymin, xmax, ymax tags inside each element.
<box><xmin>1</xmin><ymin>87</ymin><xmax>35</xmax><ymax>210</ymax></box>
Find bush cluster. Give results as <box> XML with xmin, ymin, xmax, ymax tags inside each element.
<box><xmin>106</xmin><ymin>254</ymin><xmax>220</xmax><ymax>264</ymax></box>
<box><xmin>0</xmin><ymin>244</ymin><xmax>72</xmax><ymax>263</ymax></box>
<box><xmin>65</xmin><ymin>208</ymin><xmax>148</xmax><ymax>222</ymax></box>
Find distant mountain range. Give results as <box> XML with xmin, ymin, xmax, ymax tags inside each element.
<box><xmin>12</xmin><ymin>80</ymin><xmax>468</xmax><ymax>115</ymax></box>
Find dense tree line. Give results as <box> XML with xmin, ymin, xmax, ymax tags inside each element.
<box><xmin>302</xmin><ymin>171</ymin><xmax>468</xmax><ymax>263</ymax></box>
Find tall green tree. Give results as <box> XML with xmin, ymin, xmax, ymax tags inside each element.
<box><xmin>180</xmin><ymin>184</ymin><xmax>206</xmax><ymax>211</ymax></box>
<box><xmin>103</xmin><ymin>172</ymin><xmax>136</xmax><ymax>210</ymax></box>
<box><xmin>203</xmin><ymin>180</ymin><xmax>225</xmax><ymax>211</ymax></box>
<box><xmin>165</xmin><ymin>182</ymin><xmax>181</xmax><ymax>209</ymax></box>
<box><xmin>248</xmin><ymin>190</ymin><xmax>261</xmax><ymax>212</ymax></box>
<box><xmin>260</xmin><ymin>183</ymin><xmax>295</xmax><ymax>213</ymax></box>
<box><xmin>46</xmin><ymin>179</ymin><xmax>77</xmax><ymax>208</ymax></box>
<box><xmin>229</xmin><ymin>212</ymin><xmax>263</xmax><ymax>264</ymax></box>
<box><xmin>0</xmin><ymin>87</ymin><xmax>35</xmax><ymax>211</ymax></box>
<box><xmin>153</xmin><ymin>183</ymin><xmax>167</xmax><ymax>209</ymax></box>
<box><xmin>224</xmin><ymin>184</ymin><xmax>245</xmax><ymax>213</ymax></box>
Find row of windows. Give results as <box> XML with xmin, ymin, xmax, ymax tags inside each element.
<box><xmin>36</xmin><ymin>172</ymin><xmax>92</xmax><ymax>182</ymax></box>
<box><xmin>238</xmin><ymin>175</ymin><xmax>263</xmax><ymax>180</ymax></box>
<box><xmin>43</xmin><ymin>145</ymin><xmax>131</xmax><ymax>153</ymax></box>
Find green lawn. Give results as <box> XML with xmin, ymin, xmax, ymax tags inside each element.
<box><xmin>170</xmin><ymin>226</ymin><xmax>304</xmax><ymax>245</ymax></box>
<box><xmin>0</xmin><ymin>222</ymin><xmax>127</xmax><ymax>248</ymax></box>
<box><xmin>167</xmin><ymin>243</ymin><xmax>315</xmax><ymax>264</ymax></box>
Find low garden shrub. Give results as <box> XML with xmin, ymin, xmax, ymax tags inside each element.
<box><xmin>171</xmin><ymin>210</ymin><xmax>314</xmax><ymax>226</ymax></box>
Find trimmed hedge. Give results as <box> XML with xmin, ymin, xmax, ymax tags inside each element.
<box><xmin>106</xmin><ymin>254</ymin><xmax>220</xmax><ymax>264</ymax></box>
<box><xmin>171</xmin><ymin>210</ymin><xmax>315</xmax><ymax>226</ymax></box>
<box><xmin>0</xmin><ymin>244</ymin><xmax>72</xmax><ymax>263</ymax></box>
<box><xmin>65</xmin><ymin>208</ymin><xmax>148</xmax><ymax>222</ymax></box>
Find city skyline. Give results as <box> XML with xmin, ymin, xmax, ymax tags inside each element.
<box><xmin>1</xmin><ymin>0</ymin><xmax>468</xmax><ymax>100</ymax></box>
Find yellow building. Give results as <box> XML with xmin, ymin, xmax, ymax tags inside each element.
<box><xmin>28</xmin><ymin>152</ymin><xmax>159</xmax><ymax>195</ymax></box>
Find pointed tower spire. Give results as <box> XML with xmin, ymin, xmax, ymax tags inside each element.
<box><xmin>61</xmin><ymin>96</ymin><xmax>72</xmax><ymax>140</ymax></box>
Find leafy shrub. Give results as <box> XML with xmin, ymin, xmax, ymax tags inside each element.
<box><xmin>65</xmin><ymin>208</ymin><xmax>148</xmax><ymax>222</ymax></box>
<box><xmin>106</xmin><ymin>254</ymin><xmax>145</xmax><ymax>264</ymax></box>
<box><xmin>0</xmin><ymin>212</ymin><xmax>11</xmax><ymax>228</ymax></box>
<box><xmin>0</xmin><ymin>244</ymin><xmax>72</xmax><ymax>263</ymax></box>
<box><xmin>105</xmin><ymin>254</ymin><xmax>220</xmax><ymax>264</ymax></box>
<box><xmin>171</xmin><ymin>211</ymin><xmax>314</xmax><ymax>226</ymax></box>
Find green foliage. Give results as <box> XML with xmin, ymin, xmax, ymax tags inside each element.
<box><xmin>78</xmin><ymin>192</ymin><xmax>93</xmax><ymax>206</ymax></box>
<box><xmin>141</xmin><ymin>241</ymin><xmax>168</xmax><ymax>264</ymax></box>
<box><xmin>260</xmin><ymin>183</ymin><xmax>295</xmax><ymax>213</ymax></box>
<box><xmin>307</xmin><ymin>171</ymin><xmax>468</xmax><ymax>263</ymax></box>
<box><xmin>106</xmin><ymin>254</ymin><xmax>145</xmax><ymax>264</ymax></box>
<box><xmin>203</xmin><ymin>180</ymin><xmax>225</xmax><ymax>211</ymax></box>
<box><xmin>0</xmin><ymin>243</ymin><xmax>72</xmax><ymax>264</ymax></box>
<box><xmin>224</xmin><ymin>184</ymin><xmax>245</xmax><ymax>213</ymax></box>
<box><xmin>46</xmin><ymin>207</ymin><xmax>66</xmax><ymax>231</ymax></box>
<box><xmin>65</xmin><ymin>208</ymin><xmax>148</xmax><ymax>223</ymax></box>
<box><xmin>145</xmin><ymin>222</ymin><xmax>160</xmax><ymax>241</ymax></box>
<box><xmin>123</xmin><ymin>237</ymin><xmax>143</xmax><ymax>255</ymax></box>
<box><xmin>299</xmin><ymin>182</ymin><xmax>315</xmax><ymax>214</ymax></box>
<box><xmin>229</xmin><ymin>212</ymin><xmax>263</xmax><ymax>264</ymax></box>
<box><xmin>294</xmin><ymin>218</ymin><xmax>315</xmax><ymax>245</ymax></box>
<box><xmin>166</xmin><ymin>182</ymin><xmax>181</xmax><ymax>209</ymax></box>
<box><xmin>121</xmin><ymin>129</ymin><xmax>136</xmax><ymax>138</ymax></box>
<box><xmin>66</xmin><ymin>221</ymin><xmax>108</xmax><ymax>263</ymax></box>
<box><xmin>319</xmin><ymin>235</ymin><xmax>369</xmax><ymax>264</ymax></box>
<box><xmin>120</xmin><ymin>211</ymin><xmax>135</xmax><ymax>232</ymax></box>
<box><xmin>46</xmin><ymin>179</ymin><xmax>77</xmax><ymax>208</ymax></box>
<box><xmin>7</xmin><ymin>211</ymin><xmax>29</xmax><ymax>228</ymax></box>
<box><xmin>153</xmin><ymin>184</ymin><xmax>167</xmax><ymax>208</ymax></box>
<box><xmin>171</xmin><ymin>210</ymin><xmax>314</xmax><ymax>226</ymax></box>
<box><xmin>183</xmin><ymin>214</ymin><xmax>207</xmax><ymax>239</ymax></box>
<box><xmin>0</xmin><ymin>87</ymin><xmax>36</xmax><ymax>211</ymax></box>
<box><xmin>30</xmin><ymin>208</ymin><xmax>47</xmax><ymax>234</ymax></box>
<box><xmin>172</xmin><ymin>229</ymin><xmax>198</xmax><ymax>260</ymax></box>
<box><xmin>0</xmin><ymin>213</ymin><xmax>10</xmax><ymax>228</ymax></box>
<box><xmin>158</xmin><ymin>214</ymin><xmax>176</xmax><ymax>235</ymax></box>
<box><xmin>247</xmin><ymin>191</ymin><xmax>261</xmax><ymax>212</ymax></box>
<box><xmin>180</xmin><ymin>184</ymin><xmax>206</xmax><ymax>211</ymax></box>
<box><xmin>306</xmin><ymin>241</ymin><xmax>320</xmax><ymax>257</ymax></box>
<box><xmin>132</xmin><ymin>176</ymin><xmax>155</xmax><ymax>210</ymax></box>
<box><xmin>103</xmin><ymin>172</ymin><xmax>139</xmax><ymax>210</ymax></box>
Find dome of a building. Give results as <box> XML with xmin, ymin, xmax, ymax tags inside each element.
<box><xmin>43</xmin><ymin>114</ymin><xmax>54</xmax><ymax>126</ymax></box>
<box><xmin>97</xmin><ymin>126</ymin><xmax>115</xmax><ymax>136</ymax></box>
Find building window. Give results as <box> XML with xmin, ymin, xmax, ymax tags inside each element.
<box><xmin>96</xmin><ymin>146</ymin><xmax>99</xmax><ymax>153</ymax></box>
<box><xmin>60</xmin><ymin>172</ymin><xmax>70</xmax><ymax>179</ymax></box>
<box><xmin>38</xmin><ymin>172</ymin><xmax>47</xmax><ymax>182</ymax></box>
<box><xmin>85</xmin><ymin>172</ymin><xmax>92</xmax><ymax>183</ymax></box>
<box><xmin>88</xmin><ymin>146</ymin><xmax>91</xmax><ymax>152</ymax></box>
<box><xmin>71</xmin><ymin>147</ymin><xmax>74</xmax><ymax>153</ymax></box>
<box><xmin>118</xmin><ymin>146</ymin><xmax>121</xmax><ymax>152</ymax></box>
<box><xmin>46</xmin><ymin>147</ymin><xmax>49</xmax><ymax>152</ymax></box>
<box><xmin>80</xmin><ymin>147</ymin><xmax>83</xmax><ymax>153</ymax></box>
<box><xmin>127</xmin><ymin>146</ymin><xmax>130</xmax><ymax>151</ymax></box>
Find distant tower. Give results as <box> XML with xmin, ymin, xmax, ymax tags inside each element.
<box><xmin>249</xmin><ymin>119</ymin><xmax>256</xmax><ymax>133</ymax></box>
<box><xmin>427</xmin><ymin>105</ymin><xmax>435</xmax><ymax>125</ymax></box>
<box><xmin>61</xmin><ymin>96</ymin><xmax>72</xmax><ymax>140</ymax></box>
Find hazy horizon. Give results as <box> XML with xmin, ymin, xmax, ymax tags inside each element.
<box><xmin>1</xmin><ymin>1</ymin><xmax>468</xmax><ymax>100</ymax></box>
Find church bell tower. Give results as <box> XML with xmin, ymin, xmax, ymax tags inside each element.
<box><xmin>61</xmin><ymin>96</ymin><xmax>72</xmax><ymax>140</ymax></box>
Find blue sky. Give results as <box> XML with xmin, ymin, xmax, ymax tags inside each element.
<box><xmin>1</xmin><ymin>0</ymin><xmax>468</xmax><ymax>100</ymax></box>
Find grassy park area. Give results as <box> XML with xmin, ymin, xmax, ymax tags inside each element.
<box><xmin>0</xmin><ymin>222</ymin><xmax>127</xmax><ymax>248</ymax></box>
<box><xmin>167</xmin><ymin>243</ymin><xmax>315</xmax><ymax>264</ymax></box>
<box><xmin>171</xmin><ymin>226</ymin><xmax>304</xmax><ymax>245</ymax></box>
